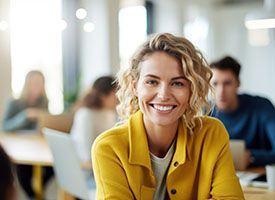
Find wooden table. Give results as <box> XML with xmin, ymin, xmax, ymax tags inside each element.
<box><xmin>241</xmin><ymin>167</ymin><xmax>275</xmax><ymax>199</ymax></box>
<box><xmin>0</xmin><ymin>132</ymin><xmax>75</xmax><ymax>200</ymax></box>
<box><xmin>0</xmin><ymin>132</ymin><xmax>52</xmax><ymax>200</ymax></box>
<box><xmin>243</xmin><ymin>186</ymin><xmax>275</xmax><ymax>199</ymax></box>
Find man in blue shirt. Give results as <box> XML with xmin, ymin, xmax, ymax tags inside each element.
<box><xmin>210</xmin><ymin>56</ymin><xmax>275</xmax><ymax>167</ymax></box>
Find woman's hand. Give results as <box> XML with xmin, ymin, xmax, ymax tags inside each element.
<box><xmin>26</xmin><ymin>108</ymin><xmax>42</xmax><ymax>121</ymax></box>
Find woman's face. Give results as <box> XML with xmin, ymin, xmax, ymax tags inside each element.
<box><xmin>27</xmin><ymin>74</ymin><xmax>45</xmax><ymax>99</ymax></box>
<box><xmin>102</xmin><ymin>91</ymin><xmax>118</xmax><ymax>110</ymax></box>
<box><xmin>135</xmin><ymin>51</ymin><xmax>191</xmax><ymax>127</ymax></box>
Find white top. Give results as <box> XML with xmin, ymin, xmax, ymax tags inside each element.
<box><xmin>71</xmin><ymin>107</ymin><xmax>116</xmax><ymax>161</ymax></box>
<box><xmin>150</xmin><ymin>140</ymin><xmax>176</xmax><ymax>200</ymax></box>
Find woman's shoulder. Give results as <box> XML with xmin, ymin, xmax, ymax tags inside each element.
<box><xmin>196</xmin><ymin>115</ymin><xmax>225</xmax><ymax>128</ymax></box>
<box><xmin>6</xmin><ymin>97</ymin><xmax>21</xmax><ymax>104</ymax></box>
<box><xmin>92</xmin><ymin>121</ymin><xmax>129</xmax><ymax>150</ymax></box>
<box><xmin>194</xmin><ymin>116</ymin><xmax>228</xmax><ymax>138</ymax></box>
<box><xmin>5</xmin><ymin>98</ymin><xmax>25</xmax><ymax>110</ymax></box>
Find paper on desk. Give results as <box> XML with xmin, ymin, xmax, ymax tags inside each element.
<box><xmin>236</xmin><ymin>171</ymin><xmax>268</xmax><ymax>188</ymax></box>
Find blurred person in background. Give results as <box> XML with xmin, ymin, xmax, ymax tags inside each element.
<box><xmin>71</xmin><ymin>75</ymin><xmax>118</xmax><ymax>162</ymax></box>
<box><xmin>71</xmin><ymin>76</ymin><xmax>117</xmax><ymax>191</ymax></box>
<box><xmin>2</xmin><ymin>70</ymin><xmax>48</xmax><ymax>131</ymax></box>
<box><xmin>1</xmin><ymin>70</ymin><xmax>53</xmax><ymax>200</ymax></box>
<box><xmin>92</xmin><ymin>33</ymin><xmax>243</xmax><ymax>199</ymax></box>
<box><xmin>0</xmin><ymin>144</ymin><xmax>16</xmax><ymax>200</ymax></box>
<box><xmin>210</xmin><ymin>56</ymin><xmax>275</xmax><ymax>168</ymax></box>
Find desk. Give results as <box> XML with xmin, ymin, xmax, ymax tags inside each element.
<box><xmin>241</xmin><ymin>167</ymin><xmax>275</xmax><ymax>199</ymax></box>
<box><xmin>243</xmin><ymin>187</ymin><xmax>275</xmax><ymax>199</ymax></box>
<box><xmin>0</xmin><ymin>132</ymin><xmax>52</xmax><ymax>200</ymax></box>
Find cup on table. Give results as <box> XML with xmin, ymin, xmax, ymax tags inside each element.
<box><xmin>266</xmin><ymin>164</ymin><xmax>275</xmax><ymax>190</ymax></box>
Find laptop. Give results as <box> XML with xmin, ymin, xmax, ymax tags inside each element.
<box><xmin>229</xmin><ymin>139</ymin><xmax>246</xmax><ymax>171</ymax></box>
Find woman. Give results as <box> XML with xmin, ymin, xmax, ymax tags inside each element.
<box><xmin>92</xmin><ymin>33</ymin><xmax>244</xmax><ymax>199</ymax></box>
<box><xmin>2</xmin><ymin>70</ymin><xmax>48</xmax><ymax>131</ymax></box>
<box><xmin>71</xmin><ymin>76</ymin><xmax>117</xmax><ymax>162</ymax></box>
<box><xmin>2</xmin><ymin>70</ymin><xmax>52</xmax><ymax>199</ymax></box>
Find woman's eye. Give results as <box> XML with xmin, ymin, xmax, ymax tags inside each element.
<box><xmin>145</xmin><ymin>80</ymin><xmax>158</xmax><ymax>86</ymax></box>
<box><xmin>172</xmin><ymin>82</ymin><xmax>184</xmax><ymax>87</ymax></box>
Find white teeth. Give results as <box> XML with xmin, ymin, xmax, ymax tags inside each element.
<box><xmin>153</xmin><ymin>105</ymin><xmax>173</xmax><ymax>111</ymax></box>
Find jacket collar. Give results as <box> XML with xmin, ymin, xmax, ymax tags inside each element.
<box><xmin>128</xmin><ymin>110</ymin><xmax>191</xmax><ymax>170</ymax></box>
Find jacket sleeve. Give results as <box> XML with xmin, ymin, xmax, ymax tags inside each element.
<box><xmin>2</xmin><ymin>100</ymin><xmax>30</xmax><ymax>132</ymax></box>
<box><xmin>210</xmin><ymin>123</ymin><xmax>245</xmax><ymax>200</ymax></box>
<box><xmin>92</xmin><ymin>138</ymin><xmax>134</xmax><ymax>200</ymax></box>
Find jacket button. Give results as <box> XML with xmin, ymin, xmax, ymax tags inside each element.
<box><xmin>171</xmin><ymin>189</ymin><xmax>177</xmax><ymax>195</ymax></box>
<box><xmin>174</xmin><ymin>161</ymin><xmax>179</xmax><ymax>167</ymax></box>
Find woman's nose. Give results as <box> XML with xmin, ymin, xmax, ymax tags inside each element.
<box><xmin>157</xmin><ymin>84</ymin><xmax>170</xmax><ymax>101</ymax></box>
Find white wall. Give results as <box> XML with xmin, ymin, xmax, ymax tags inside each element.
<box><xmin>151</xmin><ymin>0</ymin><xmax>184</xmax><ymax>35</ymax></box>
<box><xmin>209</xmin><ymin>2</ymin><xmax>275</xmax><ymax>104</ymax></box>
<box><xmin>151</xmin><ymin>0</ymin><xmax>275</xmax><ymax>104</ymax></box>
<box><xmin>80</xmin><ymin>0</ymin><xmax>119</xmax><ymax>93</ymax></box>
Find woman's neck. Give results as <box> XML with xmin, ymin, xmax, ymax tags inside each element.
<box><xmin>143</xmin><ymin>119</ymin><xmax>178</xmax><ymax>158</ymax></box>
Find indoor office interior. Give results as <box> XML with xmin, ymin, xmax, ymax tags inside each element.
<box><xmin>0</xmin><ymin>0</ymin><xmax>275</xmax><ymax>200</ymax></box>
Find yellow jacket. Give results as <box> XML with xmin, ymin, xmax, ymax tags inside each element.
<box><xmin>92</xmin><ymin>110</ymin><xmax>244</xmax><ymax>200</ymax></box>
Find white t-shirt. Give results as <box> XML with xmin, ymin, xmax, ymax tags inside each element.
<box><xmin>150</xmin><ymin>140</ymin><xmax>176</xmax><ymax>200</ymax></box>
<box><xmin>71</xmin><ymin>107</ymin><xmax>116</xmax><ymax>161</ymax></box>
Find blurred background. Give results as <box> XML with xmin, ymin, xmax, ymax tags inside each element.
<box><xmin>0</xmin><ymin>0</ymin><xmax>274</xmax><ymax>121</ymax></box>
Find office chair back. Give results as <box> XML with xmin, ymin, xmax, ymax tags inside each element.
<box><xmin>43</xmin><ymin>128</ymin><xmax>90</xmax><ymax>199</ymax></box>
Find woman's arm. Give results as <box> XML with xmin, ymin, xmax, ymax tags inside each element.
<box><xmin>2</xmin><ymin>100</ymin><xmax>30</xmax><ymax>131</ymax></box>
<box><xmin>92</xmin><ymin>139</ymin><xmax>134</xmax><ymax>200</ymax></box>
<box><xmin>210</xmin><ymin>124</ymin><xmax>244</xmax><ymax>199</ymax></box>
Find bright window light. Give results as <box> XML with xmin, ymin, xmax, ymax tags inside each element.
<box><xmin>60</xmin><ymin>19</ymin><xmax>68</xmax><ymax>31</ymax></box>
<box><xmin>119</xmin><ymin>6</ymin><xmax>147</xmax><ymax>68</ymax></box>
<box><xmin>184</xmin><ymin>17</ymin><xmax>209</xmax><ymax>55</ymax></box>
<box><xmin>10</xmin><ymin>0</ymin><xmax>64</xmax><ymax>114</ymax></box>
<box><xmin>0</xmin><ymin>20</ymin><xmax>8</xmax><ymax>31</ymax></box>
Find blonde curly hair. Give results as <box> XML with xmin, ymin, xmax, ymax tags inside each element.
<box><xmin>116</xmin><ymin>33</ymin><xmax>213</xmax><ymax>131</ymax></box>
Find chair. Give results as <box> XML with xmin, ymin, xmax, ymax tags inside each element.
<box><xmin>43</xmin><ymin>128</ymin><xmax>95</xmax><ymax>200</ymax></box>
<box><xmin>38</xmin><ymin>112</ymin><xmax>74</xmax><ymax>134</ymax></box>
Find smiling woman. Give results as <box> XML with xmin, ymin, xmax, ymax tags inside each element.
<box><xmin>92</xmin><ymin>33</ymin><xmax>244</xmax><ymax>200</ymax></box>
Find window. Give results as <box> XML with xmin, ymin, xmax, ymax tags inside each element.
<box><xmin>119</xmin><ymin>5</ymin><xmax>147</xmax><ymax>69</ymax></box>
<box><xmin>10</xmin><ymin>0</ymin><xmax>63</xmax><ymax>114</ymax></box>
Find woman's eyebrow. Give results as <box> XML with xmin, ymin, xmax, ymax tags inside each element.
<box><xmin>171</xmin><ymin>76</ymin><xmax>188</xmax><ymax>81</ymax></box>
<box><xmin>144</xmin><ymin>74</ymin><xmax>160</xmax><ymax>79</ymax></box>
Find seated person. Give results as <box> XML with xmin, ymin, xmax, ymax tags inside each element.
<box><xmin>2</xmin><ymin>70</ymin><xmax>53</xmax><ymax>199</ymax></box>
<box><xmin>210</xmin><ymin>56</ymin><xmax>275</xmax><ymax>167</ymax></box>
<box><xmin>71</xmin><ymin>76</ymin><xmax>118</xmax><ymax>162</ymax></box>
<box><xmin>0</xmin><ymin>144</ymin><xmax>16</xmax><ymax>200</ymax></box>
<box><xmin>92</xmin><ymin>33</ymin><xmax>244</xmax><ymax>199</ymax></box>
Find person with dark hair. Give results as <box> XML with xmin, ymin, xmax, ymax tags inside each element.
<box><xmin>0</xmin><ymin>145</ymin><xmax>16</xmax><ymax>200</ymax></box>
<box><xmin>210</xmin><ymin>55</ymin><xmax>275</xmax><ymax>168</ymax></box>
<box><xmin>2</xmin><ymin>70</ymin><xmax>53</xmax><ymax>199</ymax></box>
<box><xmin>71</xmin><ymin>76</ymin><xmax>118</xmax><ymax>162</ymax></box>
<box><xmin>92</xmin><ymin>34</ymin><xmax>243</xmax><ymax>199</ymax></box>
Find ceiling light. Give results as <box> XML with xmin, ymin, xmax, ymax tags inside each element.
<box><xmin>245</xmin><ymin>0</ymin><xmax>275</xmax><ymax>29</ymax></box>
<box><xmin>83</xmin><ymin>22</ymin><xmax>95</xmax><ymax>32</ymax></box>
<box><xmin>76</xmin><ymin>8</ymin><xmax>87</xmax><ymax>20</ymax></box>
